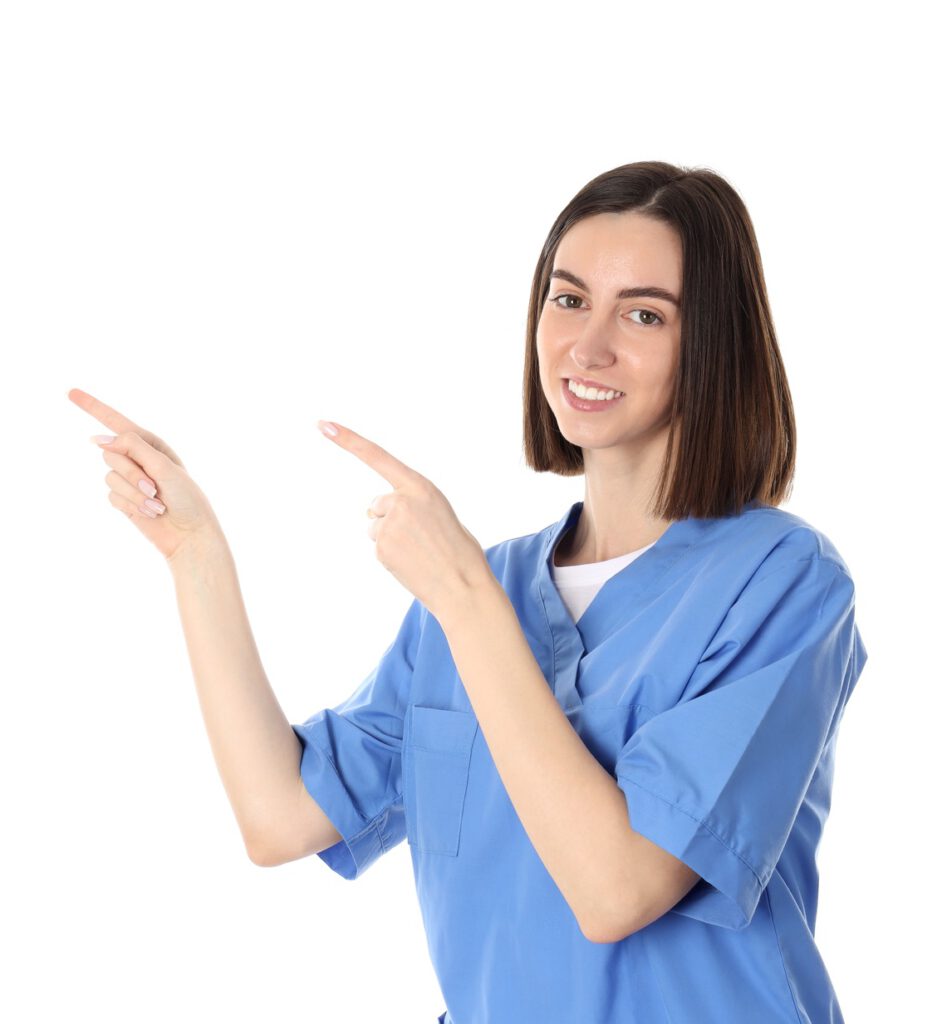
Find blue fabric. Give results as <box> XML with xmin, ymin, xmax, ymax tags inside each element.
<box><xmin>292</xmin><ymin>500</ymin><xmax>868</xmax><ymax>1023</ymax></box>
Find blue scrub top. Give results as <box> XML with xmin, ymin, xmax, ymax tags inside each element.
<box><xmin>292</xmin><ymin>499</ymin><xmax>868</xmax><ymax>1023</ymax></box>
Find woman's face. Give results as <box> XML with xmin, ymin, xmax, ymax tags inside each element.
<box><xmin>536</xmin><ymin>210</ymin><xmax>683</xmax><ymax>459</ymax></box>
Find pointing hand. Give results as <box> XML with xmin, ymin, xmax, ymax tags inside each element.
<box><xmin>69</xmin><ymin>388</ymin><xmax>224</xmax><ymax>563</ymax></box>
<box><xmin>317</xmin><ymin>419</ymin><xmax>492</xmax><ymax>620</ymax></box>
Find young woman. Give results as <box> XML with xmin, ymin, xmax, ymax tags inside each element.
<box><xmin>71</xmin><ymin>160</ymin><xmax>867</xmax><ymax>1023</ymax></box>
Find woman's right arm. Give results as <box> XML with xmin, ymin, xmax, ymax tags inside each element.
<box><xmin>167</xmin><ymin>534</ymin><xmax>343</xmax><ymax>866</ymax></box>
<box><xmin>69</xmin><ymin>388</ymin><xmax>341</xmax><ymax>868</ymax></box>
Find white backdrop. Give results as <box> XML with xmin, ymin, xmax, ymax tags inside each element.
<box><xmin>3</xmin><ymin>1</ymin><xmax>941</xmax><ymax>1020</ymax></box>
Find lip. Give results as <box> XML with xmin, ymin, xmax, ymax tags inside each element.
<box><xmin>561</xmin><ymin>377</ymin><xmax>626</xmax><ymax>413</ymax></box>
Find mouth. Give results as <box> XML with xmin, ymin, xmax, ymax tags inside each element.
<box><xmin>561</xmin><ymin>377</ymin><xmax>626</xmax><ymax>412</ymax></box>
<box><xmin>564</xmin><ymin>376</ymin><xmax>625</xmax><ymax>396</ymax></box>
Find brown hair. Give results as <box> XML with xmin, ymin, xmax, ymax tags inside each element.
<box><xmin>522</xmin><ymin>160</ymin><xmax>795</xmax><ymax>520</ymax></box>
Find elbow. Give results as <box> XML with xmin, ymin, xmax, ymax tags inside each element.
<box><xmin>245</xmin><ymin>832</ymin><xmax>286</xmax><ymax>868</ymax></box>
<box><xmin>580</xmin><ymin>840</ymin><xmax>654</xmax><ymax>943</ymax></box>
<box><xmin>246</xmin><ymin>841</ymin><xmax>274</xmax><ymax>867</ymax></box>
<box><xmin>580</xmin><ymin>912</ymin><xmax>639</xmax><ymax>945</ymax></box>
<box><xmin>579</xmin><ymin>918</ymin><xmax>611</xmax><ymax>945</ymax></box>
<box><xmin>581</xmin><ymin>917</ymin><xmax>630</xmax><ymax>946</ymax></box>
<box><xmin>578</xmin><ymin>884</ymin><xmax>642</xmax><ymax>945</ymax></box>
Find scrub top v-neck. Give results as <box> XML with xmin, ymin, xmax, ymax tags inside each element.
<box><xmin>551</xmin><ymin>537</ymin><xmax>656</xmax><ymax>623</ymax></box>
<box><xmin>292</xmin><ymin>499</ymin><xmax>868</xmax><ymax>1024</ymax></box>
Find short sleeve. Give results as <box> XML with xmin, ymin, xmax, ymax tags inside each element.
<box><xmin>614</xmin><ymin>554</ymin><xmax>868</xmax><ymax>929</ymax></box>
<box><xmin>291</xmin><ymin>597</ymin><xmax>424</xmax><ymax>880</ymax></box>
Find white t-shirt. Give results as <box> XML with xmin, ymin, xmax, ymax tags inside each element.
<box><xmin>551</xmin><ymin>541</ymin><xmax>656</xmax><ymax>623</ymax></box>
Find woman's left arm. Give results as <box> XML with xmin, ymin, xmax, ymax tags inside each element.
<box><xmin>315</xmin><ymin>418</ymin><xmax>699</xmax><ymax>943</ymax></box>
<box><xmin>437</xmin><ymin>577</ymin><xmax>700</xmax><ymax>943</ymax></box>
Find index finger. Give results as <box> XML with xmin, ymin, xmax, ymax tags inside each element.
<box><xmin>67</xmin><ymin>388</ymin><xmax>143</xmax><ymax>436</ymax></box>
<box><xmin>319</xmin><ymin>420</ymin><xmax>422</xmax><ymax>490</ymax></box>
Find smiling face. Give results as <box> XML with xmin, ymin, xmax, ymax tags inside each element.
<box><xmin>536</xmin><ymin>210</ymin><xmax>683</xmax><ymax>463</ymax></box>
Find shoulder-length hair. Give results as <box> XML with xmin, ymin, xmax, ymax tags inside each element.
<box><xmin>523</xmin><ymin>160</ymin><xmax>795</xmax><ymax>521</ymax></box>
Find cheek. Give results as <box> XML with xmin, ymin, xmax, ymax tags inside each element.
<box><xmin>645</xmin><ymin>337</ymin><xmax>680</xmax><ymax>381</ymax></box>
<box><xmin>534</xmin><ymin>324</ymin><xmax>558</xmax><ymax>370</ymax></box>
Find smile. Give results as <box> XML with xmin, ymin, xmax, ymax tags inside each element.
<box><xmin>567</xmin><ymin>378</ymin><xmax>625</xmax><ymax>400</ymax></box>
<box><xmin>561</xmin><ymin>378</ymin><xmax>627</xmax><ymax>412</ymax></box>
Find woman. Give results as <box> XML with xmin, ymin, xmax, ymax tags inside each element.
<box><xmin>70</xmin><ymin>160</ymin><xmax>867</xmax><ymax>1023</ymax></box>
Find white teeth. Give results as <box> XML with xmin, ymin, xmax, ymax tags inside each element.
<box><xmin>568</xmin><ymin>379</ymin><xmax>624</xmax><ymax>401</ymax></box>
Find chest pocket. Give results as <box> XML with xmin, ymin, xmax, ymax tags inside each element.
<box><xmin>405</xmin><ymin>705</ymin><xmax>479</xmax><ymax>856</ymax></box>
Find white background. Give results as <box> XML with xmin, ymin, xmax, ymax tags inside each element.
<box><xmin>2</xmin><ymin>1</ymin><xmax>942</xmax><ymax>1020</ymax></box>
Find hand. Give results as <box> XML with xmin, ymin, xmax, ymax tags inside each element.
<box><xmin>317</xmin><ymin>419</ymin><xmax>492</xmax><ymax>619</ymax></box>
<box><xmin>68</xmin><ymin>388</ymin><xmax>225</xmax><ymax>563</ymax></box>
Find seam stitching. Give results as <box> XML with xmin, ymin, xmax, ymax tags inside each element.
<box><xmin>616</xmin><ymin>774</ymin><xmax>765</xmax><ymax>893</ymax></box>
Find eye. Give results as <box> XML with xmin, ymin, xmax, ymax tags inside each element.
<box><xmin>549</xmin><ymin>293</ymin><xmax>585</xmax><ymax>310</ymax></box>
<box><xmin>629</xmin><ymin>309</ymin><xmax>663</xmax><ymax>326</ymax></box>
<box><xmin>548</xmin><ymin>294</ymin><xmax>664</xmax><ymax>326</ymax></box>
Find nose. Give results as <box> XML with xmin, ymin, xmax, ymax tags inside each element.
<box><xmin>569</xmin><ymin>314</ymin><xmax>620</xmax><ymax>373</ymax></box>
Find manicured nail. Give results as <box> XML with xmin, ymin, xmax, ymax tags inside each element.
<box><xmin>144</xmin><ymin>497</ymin><xmax>166</xmax><ymax>514</ymax></box>
<box><xmin>318</xmin><ymin>420</ymin><xmax>339</xmax><ymax>438</ymax></box>
<box><xmin>139</xmin><ymin>503</ymin><xmax>158</xmax><ymax>519</ymax></box>
<box><xmin>138</xmin><ymin>478</ymin><xmax>157</xmax><ymax>498</ymax></box>
<box><xmin>91</xmin><ymin>434</ymin><xmax>116</xmax><ymax>445</ymax></box>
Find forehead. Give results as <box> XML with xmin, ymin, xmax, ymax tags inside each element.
<box><xmin>554</xmin><ymin>211</ymin><xmax>682</xmax><ymax>289</ymax></box>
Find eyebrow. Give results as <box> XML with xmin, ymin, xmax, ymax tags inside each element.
<box><xmin>549</xmin><ymin>269</ymin><xmax>680</xmax><ymax>308</ymax></box>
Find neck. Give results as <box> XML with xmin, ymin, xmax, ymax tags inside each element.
<box><xmin>560</xmin><ymin>423</ymin><xmax>675</xmax><ymax>564</ymax></box>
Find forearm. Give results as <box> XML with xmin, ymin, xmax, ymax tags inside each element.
<box><xmin>167</xmin><ymin>536</ymin><xmax>302</xmax><ymax>857</ymax></box>
<box><xmin>436</xmin><ymin>577</ymin><xmax>637</xmax><ymax>941</ymax></box>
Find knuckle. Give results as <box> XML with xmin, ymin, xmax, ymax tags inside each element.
<box><xmin>114</xmin><ymin>430</ymin><xmax>139</xmax><ymax>450</ymax></box>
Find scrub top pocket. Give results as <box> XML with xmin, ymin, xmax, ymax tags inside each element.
<box><xmin>405</xmin><ymin>705</ymin><xmax>479</xmax><ymax>856</ymax></box>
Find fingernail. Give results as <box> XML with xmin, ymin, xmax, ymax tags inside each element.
<box><xmin>318</xmin><ymin>420</ymin><xmax>339</xmax><ymax>438</ymax></box>
<box><xmin>144</xmin><ymin>497</ymin><xmax>166</xmax><ymax>514</ymax></box>
<box><xmin>91</xmin><ymin>434</ymin><xmax>116</xmax><ymax>445</ymax></box>
<box><xmin>138</xmin><ymin>478</ymin><xmax>157</xmax><ymax>498</ymax></box>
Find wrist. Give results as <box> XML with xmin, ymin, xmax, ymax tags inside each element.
<box><xmin>166</xmin><ymin>529</ymin><xmax>231</xmax><ymax>575</ymax></box>
<box><xmin>435</xmin><ymin>562</ymin><xmax>506</xmax><ymax>632</ymax></box>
